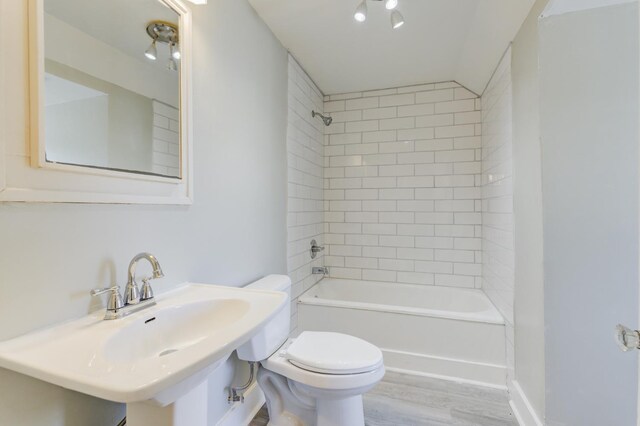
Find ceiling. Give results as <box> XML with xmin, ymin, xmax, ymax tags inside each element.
<box><xmin>249</xmin><ymin>0</ymin><xmax>535</xmax><ymax>95</ymax></box>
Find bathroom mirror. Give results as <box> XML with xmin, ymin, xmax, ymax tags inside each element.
<box><xmin>0</xmin><ymin>0</ymin><xmax>192</xmax><ymax>204</ymax></box>
<box><xmin>42</xmin><ymin>0</ymin><xmax>181</xmax><ymax>178</ymax></box>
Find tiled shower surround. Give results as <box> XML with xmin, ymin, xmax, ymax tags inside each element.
<box><xmin>481</xmin><ymin>49</ymin><xmax>515</xmax><ymax>382</ymax></box>
<box><xmin>481</xmin><ymin>50</ymin><xmax>514</xmax><ymax>325</ymax></box>
<box><xmin>286</xmin><ymin>56</ymin><xmax>325</xmax><ymax>334</ymax></box>
<box><xmin>322</xmin><ymin>83</ymin><xmax>483</xmax><ymax>288</ymax></box>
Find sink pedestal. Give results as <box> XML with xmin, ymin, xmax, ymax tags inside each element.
<box><xmin>127</xmin><ymin>380</ymin><xmax>208</xmax><ymax>426</ymax></box>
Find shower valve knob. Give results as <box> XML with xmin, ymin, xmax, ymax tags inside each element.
<box><xmin>310</xmin><ymin>239</ymin><xmax>325</xmax><ymax>259</ymax></box>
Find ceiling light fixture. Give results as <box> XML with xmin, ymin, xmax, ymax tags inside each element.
<box><xmin>390</xmin><ymin>9</ymin><xmax>405</xmax><ymax>29</ymax></box>
<box><xmin>354</xmin><ymin>0</ymin><xmax>405</xmax><ymax>29</ymax></box>
<box><xmin>354</xmin><ymin>1</ymin><xmax>367</xmax><ymax>22</ymax></box>
<box><xmin>144</xmin><ymin>21</ymin><xmax>180</xmax><ymax>71</ymax></box>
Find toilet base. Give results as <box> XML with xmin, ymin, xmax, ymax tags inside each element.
<box><xmin>258</xmin><ymin>367</ymin><xmax>375</xmax><ymax>426</ymax></box>
<box><xmin>258</xmin><ymin>368</ymin><xmax>315</xmax><ymax>426</ymax></box>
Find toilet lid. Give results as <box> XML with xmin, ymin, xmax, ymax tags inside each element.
<box><xmin>283</xmin><ymin>332</ymin><xmax>383</xmax><ymax>375</ymax></box>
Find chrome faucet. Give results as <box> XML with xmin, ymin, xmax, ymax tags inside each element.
<box><xmin>126</xmin><ymin>252</ymin><xmax>164</xmax><ymax>305</ymax></box>
<box><xmin>91</xmin><ymin>253</ymin><xmax>164</xmax><ymax>320</ymax></box>
<box><xmin>312</xmin><ymin>266</ymin><xmax>329</xmax><ymax>276</ymax></box>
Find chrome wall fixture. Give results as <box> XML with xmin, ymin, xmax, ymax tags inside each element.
<box><xmin>354</xmin><ymin>0</ymin><xmax>405</xmax><ymax>29</ymax></box>
<box><xmin>310</xmin><ymin>239</ymin><xmax>325</xmax><ymax>259</ymax></box>
<box><xmin>312</xmin><ymin>266</ymin><xmax>330</xmax><ymax>276</ymax></box>
<box><xmin>144</xmin><ymin>21</ymin><xmax>181</xmax><ymax>71</ymax></box>
<box><xmin>312</xmin><ymin>111</ymin><xmax>333</xmax><ymax>126</ymax></box>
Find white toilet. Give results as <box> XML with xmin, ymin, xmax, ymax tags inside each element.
<box><xmin>237</xmin><ymin>275</ymin><xmax>385</xmax><ymax>426</ymax></box>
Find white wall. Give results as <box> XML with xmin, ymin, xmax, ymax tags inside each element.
<box><xmin>0</xmin><ymin>0</ymin><xmax>287</xmax><ymax>425</ymax></box>
<box><xmin>540</xmin><ymin>3</ymin><xmax>638</xmax><ymax>424</ymax></box>
<box><xmin>322</xmin><ymin>83</ymin><xmax>484</xmax><ymax>288</ymax></box>
<box><xmin>480</xmin><ymin>48</ymin><xmax>515</xmax><ymax>384</ymax></box>
<box><xmin>510</xmin><ymin>0</ymin><xmax>548</xmax><ymax>422</ymax></box>
<box><xmin>286</xmin><ymin>55</ymin><xmax>325</xmax><ymax>335</ymax></box>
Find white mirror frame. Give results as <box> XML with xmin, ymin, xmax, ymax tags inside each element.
<box><xmin>0</xmin><ymin>0</ymin><xmax>193</xmax><ymax>204</ymax></box>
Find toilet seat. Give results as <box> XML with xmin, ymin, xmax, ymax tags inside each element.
<box><xmin>284</xmin><ymin>331</ymin><xmax>383</xmax><ymax>375</ymax></box>
<box><xmin>261</xmin><ymin>334</ymin><xmax>385</xmax><ymax>391</ymax></box>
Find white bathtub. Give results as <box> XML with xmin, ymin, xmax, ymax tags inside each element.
<box><xmin>297</xmin><ymin>278</ymin><xmax>506</xmax><ymax>387</ymax></box>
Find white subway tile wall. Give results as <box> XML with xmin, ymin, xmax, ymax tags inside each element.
<box><xmin>323</xmin><ymin>82</ymin><xmax>483</xmax><ymax>288</ymax></box>
<box><xmin>152</xmin><ymin>100</ymin><xmax>180</xmax><ymax>176</ymax></box>
<box><xmin>286</xmin><ymin>56</ymin><xmax>325</xmax><ymax>334</ymax></box>
<box><xmin>481</xmin><ymin>48</ymin><xmax>514</xmax><ymax>380</ymax></box>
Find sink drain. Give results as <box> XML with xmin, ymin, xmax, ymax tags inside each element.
<box><xmin>159</xmin><ymin>349</ymin><xmax>178</xmax><ymax>357</ymax></box>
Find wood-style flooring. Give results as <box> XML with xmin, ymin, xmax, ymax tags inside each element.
<box><xmin>249</xmin><ymin>371</ymin><xmax>517</xmax><ymax>426</ymax></box>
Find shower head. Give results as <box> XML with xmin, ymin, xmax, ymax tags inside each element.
<box><xmin>312</xmin><ymin>111</ymin><xmax>333</xmax><ymax>126</ymax></box>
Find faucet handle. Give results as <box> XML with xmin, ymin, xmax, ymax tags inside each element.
<box><xmin>140</xmin><ymin>277</ymin><xmax>155</xmax><ymax>301</ymax></box>
<box><xmin>90</xmin><ymin>286</ymin><xmax>118</xmax><ymax>296</ymax></box>
<box><xmin>91</xmin><ymin>286</ymin><xmax>125</xmax><ymax>312</ymax></box>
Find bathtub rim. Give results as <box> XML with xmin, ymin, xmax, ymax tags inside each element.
<box><xmin>296</xmin><ymin>297</ymin><xmax>508</xmax><ymax>387</ymax></box>
<box><xmin>297</xmin><ymin>278</ymin><xmax>505</xmax><ymax>325</ymax></box>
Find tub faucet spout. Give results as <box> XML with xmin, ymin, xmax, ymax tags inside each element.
<box><xmin>312</xmin><ymin>266</ymin><xmax>329</xmax><ymax>276</ymax></box>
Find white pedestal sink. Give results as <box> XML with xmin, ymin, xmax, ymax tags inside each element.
<box><xmin>0</xmin><ymin>276</ymin><xmax>289</xmax><ymax>426</ymax></box>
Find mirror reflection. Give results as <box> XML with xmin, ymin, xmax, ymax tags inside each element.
<box><xmin>43</xmin><ymin>0</ymin><xmax>181</xmax><ymax>178</ymax></box>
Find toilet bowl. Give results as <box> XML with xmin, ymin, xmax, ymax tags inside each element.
<box><xmin>237</xmin><ymin>275</ymin><xmax>384</xmax><ymax>426</ymax></box>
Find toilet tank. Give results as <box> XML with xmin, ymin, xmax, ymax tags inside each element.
<box><xmin>236</xmin><ymin>274</ymin><xmax>291</xmax><ymax>361</ymax></box>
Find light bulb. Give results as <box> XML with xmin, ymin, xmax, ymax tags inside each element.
<box><xmin>167</xmin><ymin>57</ymin><xmax>178</xmax><ymax>71</ymax></box>
<box><xmin>170</xmin><ymin>43</ymin><xmax>181</xmax><ymax>60</ymax></box>
<box><xmin>391</xmin><ymin>10</ymin><xmax>404</xmax><ymax>29</ymax></box>
<box><xmin>354</xmin><ymin>1</ymin><xmax>367</xmax><ymax>22</ymax></box>
<box><xmin>385</xmin><ymin>0</ymin><xmax>398</xmax><ymax>10</ymax></box>
<box><xmin>144</xmin><ymin>40</ymin><xmax>157</xmax><ymax>61</ymax></box>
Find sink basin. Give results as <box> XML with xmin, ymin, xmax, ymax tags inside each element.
<box><xmin>105</xmin><ymin>299</ymin><xmax>250</xmax><ymax>364</ymax></box>
<box><xmin>0</xmin><ymin>282</ymin><xmax>287</xmax><ymax>406</ymax></box>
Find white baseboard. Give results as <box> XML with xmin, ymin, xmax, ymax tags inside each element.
<box><xmin>508</xmin><ymin>380</ymin><xmax>543</xmax><ymax>426</ymax></box>
<box><xmin>215</xmin><ymin>382</ymin><xmax>265</xmax><ymax>426</ymax></box>
<box><xmin>382</xmin><ymin>348</ymin><xmax>507</xmax><ymax>389</ymax></box>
